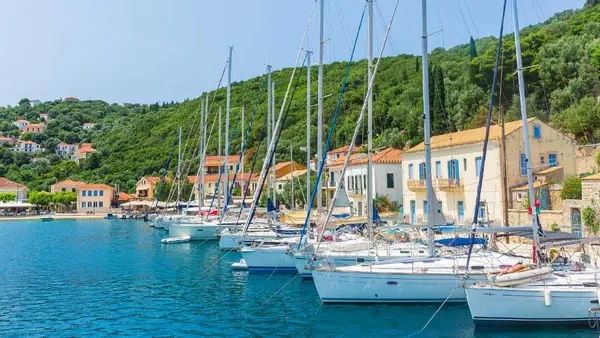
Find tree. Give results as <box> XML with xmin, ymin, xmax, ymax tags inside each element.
<box><xmin>431</xmin><ymin>65</ymin><xmax>448</xmax><ymax>134</ymax></box>
<box><xmin>52</xmin><ymin>192</ymin><xmax>77</xmax><ymax>210</ymax></box>
<box><xmin>29</xmin><ymin>191</ymin><xmax>53</xmax><ymax>210</ymax></box>
<box><xmin>560</xmin><ymin>175</ymin><xmax>582</xmax><ymax>200</ymax></box>
<box><xmin>552</xmin><ymin>96</ymin><xmax>600</xmax><ymax>143</ymax></box>
<box><xmin>0</xmin><ymin>192</ymin><xmax>16</xmax><ymax>202</ymax></box>
<box><xmin>18</xmin><ymin>98</ymin><xmax>30</xmax><ymax>106</ymax></box>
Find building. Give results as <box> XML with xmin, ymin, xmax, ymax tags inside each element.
<box><xmin>402</xmin><ymin>118</ymin><xmax>576</xmax><ymax>226</ymax></box>
<box><xmin>22</xmin><ymin>123</ymin><xmax>44</xmax><ymax>134</ymax></box>
<box><xmin>327</xmin><ymin>148</ymin><xmax>402</xmax><ymax>216</ymax></box>
<box><xmin>82</xmin><ymin>123</ymin><xmax>96</xmax><ymax>130</ymax></box>
<box><xmin>64</xmin><ymin>97</ymin><xmax>78</xmax><ymax>101</ymax></box>
<box><xmin>326</xmin><ymin>144</ymin><xmax>361</xmax><ymax>166</ymax></box>
<box><xmin>17</xmin><ymin>141</ymin><xmax>41</xmax><ymax>153</ymax></box>
<box><xmin>0</xmin><ymin>137</ymin><xmax>16</xmax><ymax>146</ymax></box>
<box><xmin>56</xmin><ymin>143</ymin><xmax>77</xmax><ymax>157</ymax></box>
<box><xmin>29</xmin><ymin>99</ymin><xmax>42</xmax><ymax>107</ymax></box>
<box><xmin>204</xmin><ymin>155</ymin><xmax>240</xmax><ymax>174</ymax></box>
<box><xmin>189</xmin><ymin>173</ymin><xmax>252</xmax><ymax>202</ymax></box>
<box><xmin>51</xmin><ymin>179</ymin><xmax>86</xmax><ymax>193</ymax></box>
<box><xmin>13</xmin><ymin>118</ymin><xmax>29</xmax><ymax>130</ymax></box>
<box><xmin>39</xmin><ymin>113</ymin><xmax>49</xmax><ymax>121</ymax></box>
<box><xmin>72</xmin><ymin>143</ymin><xmax>96</xmax><ymax>163</ymax></box>
<box><xmin>275</xmin><ymin>169</ymin><xmax>309</xmax><ymax>193</ymax></box>
<box><xmin>273</xmin><ymin>161</ymin><xmax>306</xmax><ymax>178</ymax></box>
<box><xmin>76</xmin><ymin>183</ymin><xmax>114</xmax><ymax>214</ymax></box>
<box><xmin>0</xmin><ymin>177</ymin><xmax>29</xmax><ymax>202</ymax></box>
<box><xmin>135</xmin><ymin>176</ymin><xmax>171</xmax><ymax>200</ymax></box>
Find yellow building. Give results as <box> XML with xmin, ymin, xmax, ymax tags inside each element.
<box><xmin>135</xmin><ymin>176</ymin><xmax>170</xmax><ymax>200</ymax></box>
<box><xmin>51</xmin><ymin>179</ymin><xmax>86</xmax><ymax>193</ymax></box>
<box><xmin>76</xmin><ymin>183</ymin><xmax>114</xmax><ymax>214</ymax></box>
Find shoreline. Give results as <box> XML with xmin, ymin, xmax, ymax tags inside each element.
<box><xmin>0</xmin><ymin>214</ymin><xmax>106</xmax><ymax>221</ymax></box>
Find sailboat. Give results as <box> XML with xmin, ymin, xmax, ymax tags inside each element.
<box><xmin>310</xmin><ymin>0</ymin><xmax>528</xmax><ymax>303</ymax></box>
<box><xmin>464</xmin><ymin>0</ymin><xmax>600</xmax><ymax>325</ymax></box>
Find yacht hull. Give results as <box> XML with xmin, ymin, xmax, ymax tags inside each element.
<box><xmin>241</xmin><ymin>245</ymin><xmax>297</xmax><ymax>273</ymax></box>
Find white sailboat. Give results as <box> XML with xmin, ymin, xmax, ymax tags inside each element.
<box><xmin>464</xmin><ymin>0</ymin><xmax>600</xmax><ymax>325</ymax></box>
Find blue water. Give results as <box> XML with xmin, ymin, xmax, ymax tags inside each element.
<box><xmin>0</xmin><ymin>220</ymin><xmax>594</xmax><ymax>337</ymax></box>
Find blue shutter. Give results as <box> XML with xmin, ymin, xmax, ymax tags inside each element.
<box><xmin>453</xmin><ymin>159</ymin><xmax>460</xmax><ymax>182</ymax></box>
<box><xmin>458</xmin><ymin>201</ymin><xmax>464</xmax><ymax>222</ymax></box>
<box><xmin>447</xmin><ymin>161</ymin><xmax>452</xmax><ymax>179</ymax></box>
<box><xmin>549</xmin><ymin>154</ymin><xmax>557</xmax><ymax>167</ymax></box>
<box><xmin>533</xmin><ymin>125</ymin><xmax>541</xmax><ymax>139</ymax></box>
<box><xmin>435</xmin><ymin>161</ymin><xmax>441</xmax><ymax>178</ymax></box>
<box><xmin>408</xmin><ymin>164</ymin><xmax>414</xmax><ymax>180</ymax></box>
<box><xmin>475</xmin><ymin>157</ymin><xmax>482</xmax><ymax>177</ymax></box>
<box><xmin>520</xmin><ymin>154</ymin><xmax>527</xmax><ymax>175</ymax></box>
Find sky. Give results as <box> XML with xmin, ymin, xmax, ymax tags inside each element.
<box><xmin>0</xmin><ymin>0</ymin><xmax>582</xmax><ymax>107</ymax></box>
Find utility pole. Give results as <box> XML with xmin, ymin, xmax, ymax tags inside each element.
<box><xmin>317</xmin><ymin>0</ymin><xmax>324</xmax><ymax>212</ymax></box>
<box><xmin>306</xmin><ymin>50</ymin><xmax>312</xmax><ymax>210</ymax></box>
<box><xmin>224</xmin><ymin>46</ymin><xmax>232</xmax><ymax>207</ymax></box>
<box><xmin>366</xmin><ymin>0</ymin><xmax>374</xmax><ymax>242</ymax></box>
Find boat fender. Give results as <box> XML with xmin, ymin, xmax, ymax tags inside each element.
<box><xmin>544</xmin><ymin>289</ymin><xmax>551</xmax><ymax>307</ymax></box>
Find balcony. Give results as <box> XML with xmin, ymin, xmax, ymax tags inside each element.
<box><xmin>437</xmin><ymin>178</ymin><xmax>464</xmax><ymax>192</ymax></box>
<box><xmin>407</xmin><ymin>179</ymin><xmax>428</xmax><ymax>192</ymax></box>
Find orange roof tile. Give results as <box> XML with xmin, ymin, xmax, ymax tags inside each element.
<box><xmin>189</xmin><ymin>173</ymin><xmax>252</xmax><ymax>183</ymax></box>
<box><xmin>77</xmin><ymin>183</ymin><xmax>113</xmax><ymax>189</ymax></box>
<box><xmin>113</xmin><ymin>191</ymin><xmax>133</xmax><ymax>202</ymax></box>
<box><xmin>328</xmin><ymin>153</ymin><xmax>367</xmax><ymax>167</ymax></box>
<box><xmin>0</xmin><ymin>177</ymin><xmax>27</xmax><ymax>189</ymax></box>
<box><xmin>351</xmin><ymin>147</ymin><xmax>402</xmax><ymax>165</ymax></box>
<box><xmin>54</xmin><ymin>179</ymin><xmax>86</xmax><ymax>186</ymax></box>
<box><xmin>203</xmin><ymin>155</ymin><xmax>239</xmax><ymax>167</ymax></box>
<box><xmin>327</xmin><ymin>144</ymin><xmax>361</xmax><ymax>155</ymax></box>
<box><xmin>407</xmin><ymin>118</ymin><xmax>536</xmax><ymax>153</ymax></box>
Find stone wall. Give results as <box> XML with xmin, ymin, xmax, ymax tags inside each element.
<box><xmin>549</xmin><ymin>184</ymin><xmax>563</xmax><ymax>210</ymax></box>
<box><xmin>582</xmin><ymin>179</ymin><xmax>600</xmax><ymax>203</ymax></box>
<box><xmin>507</xmin><ymin>209</ymin><xmax>564</xmax><ymax>230</ymax></box>
<box><xmin>575</xmin><ymin>144</ymin><xmax>600</xmax><ymax>174</ymax></box>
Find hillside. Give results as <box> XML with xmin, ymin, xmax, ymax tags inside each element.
<box><xmin>1</xmin><ymin>2</ymin><xmax>599</xmax><ymax>193</ymax></box>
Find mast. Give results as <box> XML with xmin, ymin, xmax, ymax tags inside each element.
<box><xmin>267</xmin><ymin>65</ymin><xmax>272</xmax><ymax>203</ymax></box>
<box><xmin>421</xmin><ymin>0</ymin><xmax>435</xmax><ymax>257</ymax></box>
<box><xmin>241</xmin><ymin>105</ymin><xmax>245</xmax><ymax>205</ymax></box>
<box><xmin>202</xmin><ymin>95</ymin><xmax>208</xmax><ymax>206</ymax></box>
<box><xmin>367</xmin><ymin>0</ymin><xmax>374</xmax><ymax>241</ymax></box>
<box><xmin>291</xmin><ymin>142</ymin><xmax>294</xmax><ymax>209</ymax></box>
<box><xmin>224</xmin><ymin>46</ymin><xmax>232</xmax><ymax>207</ymax></box>
<box><xmin>198</xmin><ymin>97</ymin><xmax>204</xmax><ymax>212</ymax></box>
<box><xmin>306</xmin><ymin>50</ymin><xmax>312</xmax><ymax>210</ymax></box>
<box><xmin>317</xmin><ymin>0</ymin><xmax>324</xmax><ymax>212</ymax></box>
<box><xmin>177</xmin><ymin>125</ymin><xmax>182</xmax><ymax>211</ymax></box>
<box><xmin>218</xmin><ymin>106</ymin><xmax>222</xmax><ymax>211</ymax></box>
<box><xmin>271</xmin><ymin>81</ymin><xmax>277</xmax><ymax>208</ymax></box>
<box><xmin>512</xmin><ymin>0</ymin><xmax>540</xmax><ymax>262</ymax></box>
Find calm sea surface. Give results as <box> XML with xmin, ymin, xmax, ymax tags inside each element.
<box><xmin>0</xmin><ymin>220</ymin><xmax>594</xmax><ymax>337</ymax></box>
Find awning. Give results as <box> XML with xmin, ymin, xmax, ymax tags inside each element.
<box><xmin>0</xmin><ymin>202</ymin><xmax>36</xmax><ymax>208</ymax></box>
<box><xmin>498</xmin><ymin>230</ymin><xmax>580</xmax><ymax>243</ymax></box>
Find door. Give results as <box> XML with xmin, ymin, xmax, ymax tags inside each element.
<box><xmin>410</xmin><ymin>200</ymin><xmax>416</xmax><ymax>225</ymax></box>
<box><xmin>478</xmin><ymin>202</ymin><xmax>487</xmax><ymax>223</ymax></box>
<box><xmin>549</xmin><ymin>154</ymin><xmax>557</xmax><ymax>167</ymax></box>
<box><xmin>571</xmin><ymin>208</ymin><xmax>582</xmax><ymax>237</ymax></box>
<box><xmin>458</xmin><ymin>201</ymin><xmax>464</xmax><ymax>223</ymax></box>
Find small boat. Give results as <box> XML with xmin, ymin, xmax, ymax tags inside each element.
<box><xmin>160</xmin><ymin>236</ymin><xmax>191</xmax><ymax>244</ymax></box>
<box><xmin>40</xmin><ymin>216</ymin><xmax>54</xmax><ymax>222</ymax></box>
<box><xmin>104</xmin><ymin>214</ymin><xmax>116</xmax><ymax>220</ymax></box>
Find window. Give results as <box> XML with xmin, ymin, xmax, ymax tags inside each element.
<box><xmin>81</xmin><ymin>202</ymin><xmax>85</xmax><ymax>208</ymax></box>
<box><xmin>408</xmin><ymin>163</ymin><xmax>414</xmax><ymax>180</ymax></box>
<box><xmin>447</xmin><ymin>159</ymin><xmax>459</xmax><ymax>181</ymax></box>
<box><xmin>93</xmin><ymin>201</ymin><xmax>98</xmax><ymax>208</ymax></box>
<box><xmin>549</xmin><ymin>153</ymin><xmax>557</xmax><ymax>167</ymax></box>
<box><xmin>520</xmin><ymin>154</ymin><xmax>527</xmax><ymax>175</ymax></box>
<box><xmin>61</xmin><ymin>188</ymin><xmax>66</xmax><ymax>192</ymax></box>
<box><xmin>88</xmin><ymin>190</ymin><xmax>92</xmax><ymax>196</ymax></box>
<box><xmin>93</xmin><ymin>190</ymin><xmax>98</xmax><ymax>197</ymax></box>
<box><xmin>82</xmin><ymin>190</ymin><xmax>86</xmax><ymax>197</ymax></box>
<box><xmin>435</xmin><ymin>161</ymin><xmax>442</xmax><ymax>178</ymax></box>
<box><xmin>99</xmin><ymin>190</ymin><xmax>104</xmax><ymax>196</ymax></box>
<box><xmin>463</xmin><ymin>158</ymin><xmax>467</xmax><ymax>171</ymax></box>
<box><xmin>418</xmin><ymin>163</ymin><xmax>426</xmax><ymax>180</ymax></box>
<box><xmin>330</xmin><ymin>172</ymin><xmax>335</xmax><ymax>186</ymax></box>
<box><xmin>423</xmin><ymin>201</ymin><xmax>428</xmax><ymax>216</ymax></box>
<box><xmin>458</xmin><ymin>201</ymin><xmax>465</xmax><ymax>222</ymax></box>
<box><xmin>278</xmin><ymin>184</ymin><xmax>282</xmax><ymax>190</ymax></box>
<box><xmin>363</xmin><ymin>174</ymin><xmax>366</xmax><ymax>189</ymax></box>
<box><xmin>475</xmin><ymin>157</ymin><xmax>482</xmax><ymax>177</ymax></box>
<box><xmin>99</xmin><ymin>202</ymin><xmax>104</xmax><ymax>208</ymax></box>
<box><xmin>87</xmin><ymin>202</ymin><xmax>92</xmax><ymax>207</ymax></box>
<box><xmin>533</xmin><ymin>125</ymin><xmax>541</xmax><ymax>139</ymax></box>
<box><xmin>540</xmin><ymin>155</ymin><xmax>545</xmax><ymax>164</ymax></box>
<box><xmin>386</xmin><ymin>173</ymin><xmax>394</xmax><ymax>188</ymax></box>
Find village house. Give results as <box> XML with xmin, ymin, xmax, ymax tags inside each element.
<box><xmin>326</xmin><ymin>144</ymin><xmax>361</xmax><ymax>166</ymax></box>
<box><xmin>76</xmin><ymin>183</ymin><xmax>114</xmax><ymax>214</ymax></box>
<box><xmin>327</xmin><ymin>148</ymin><xmax>402</xmax><ymax>216</ymax></box>
<box><xmin>51</xmin><ymin>179</ymin><xmax>86</xmax><ymax>193</ymax></box>
<box><xmin>72</xmin><ymin>143</ymin><xmax>96</xmax><ymax>163</ymax></box>
<box><xmin>56</xmin><ymin>143</ymin><xmax>77</xmax><ymax>157</ymax></box>
<box><xmin>0</xmin><ymin>137</ymin><xmax>16</xmax><ymax>146</ymax></box>
<box><xmin>39</xmin><ymin>113</ymin><xmax>49</xmax><ymax>121</ymax></box>
<box><xmin>135</xmin><ymin>176</ymin><xmax>171</xmax><ymax>200</ymax></box>
<box><xmin>29</xmin><ymin>99</ymin><xmax>42</xmax><ymax>107</ymax></box>
<box><xmin>189</xmin><ymin>173</ymin><xmax>252</xmax><ymax>202</ymax></box>
<box><xmin>17</xmin><ymin>141</ymin><xmax>42</xmax><ymax>153</ymax></box>
<box><xmin>0</xmin><ymin>177</ymin><xmax>29</xmax><ymax>202</ymax></box>
<box><xmin>22</xmin><ymin>123</ymin><xmax>44</xmax><ymax>134</ymax></box>
<box><xmin>402</xmin><ymin>118</ymin><xmax>576</xmax><ymax>226</ymax></box>
<box><xmin>275</xmin><ymin>169</ymin><xmax>309</xmax><ymax>194</ymax></box>
<box><xmin>13</xmin><ymin>118</ymin><xmax>29</xmax><ymax>130</ymax></box>
<box><xmin>203</xmin><ymin>155</ymin><xmax>240</xmax><ymax>174</ymax></box>
<box><xmin>64</xmin><ymin>97</ymin><xmax>78</xmax><ymax>101</ymax></box>
<box><xmin>248</xmin><ymin>161</ymin><xmax>307</xmax><ymax>193</ymax></box>
<box><xmin>82</xmin><ymin>123</ymin><xmax>96</xmax><ymax>130</ymax></box>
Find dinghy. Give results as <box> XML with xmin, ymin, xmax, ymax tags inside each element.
<box><xmin>160</xmin><ymin>236</ymin><xmax>191</xmax><ymax>244</ymax></box>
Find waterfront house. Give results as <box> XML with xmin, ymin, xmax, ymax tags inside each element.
<box><xmin>0</xmin><ymin>177</ymin><xmax>29</xmax><ymax>202</ymax></box>
<box><xmin>275</xmin><ymin>169</ymin><xmax>309</xmax><ymax>193</ymax></box>
<box><xmin>71</xmin><ymin>143</ymin><xmax>96</xmax><ymax>163</ymax></box>
<box><xmin>402</xmin><ymin>118</ymin><xmax>575</xmax><ymax>226</ymax></box>
<box><xmin>51</xmin><ymin>179</ymin><xmax>86</xmax><ymax>193</ymax></box>
<box><xmin>76</xmin><ymin>183</ymin><xmax>114</xmax><ymax>214</ymax></box>
<box><xmin>135</xmin><ymin>176</ymin><xmax>171</xmax><ymax>200</ymax></box>
<box><xmin>189</xmin><ymin>173</ymin><xmax>252</xmax><ymax>201</ymax></box>
<box><xmin>56</xmin><ymin>143</ymin><xmax>77</xmax><ymax>157</ymax></box>
<box><xmin>13</xmin><ymin>118</ymin><xmax>29</xmax><ymax>130</ymax></box>
<box><xmin>274</xmin><ymin>161</ymin><xmax>306</xmax><ymax>178</ymax></box>
<box><xmin>82</xmin><ymin>123</ymin><xmax>96</xmax><ymax>130</ymax></box>
<box><xmin>327</xmin><ymin>148</ymin><xmax>402</xmax><ymax>216</ymax></box>
<box><xmin>204</xmin><ymin>155</ymin><xmax>240</xmax><ymax>174</ymax></box>
<box><xmin>326</xmin><ymin>144</ymin><xmax>361</xmax><ymax>166</ymax></box>
<box><xmin>17</xmin><ymin>141</ymin><xmax>41</xmax><ymax>153</ymax></box>
<box><xmin>22</xmin><ymin>123</ymin><xmax>44</xmax><ymax>134</ymax></box>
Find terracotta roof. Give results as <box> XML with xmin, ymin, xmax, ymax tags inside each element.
<box><xmin>512</xmin><ymin>181</ymin><xmax>547</xmax><ymax>192</ymax></box>
<box><xmin>273</xmin><ymin>161</ymin><xmax>306</xmax><ymax>171</ymax></box>
<box><xmin>350</xmin><ymin>148</ymin><xmax>402</xmax><ymax>166</ymax></box>
<box><xmin>54</xmin><ymin>179</ymin><xmax>86</xmax><ymax>186</ymax></box>
<box><xmin>327</xmin><ymin>144</ymin><xmax>361</xmax><ymax>155</ymax></box>
<box><xmin>278</xmin><ymin>169</ymin><xmax>309</xmax><ymax>181</ymax></box>
<box><xmin>406</xmin><ymin>118</ymin><xmax>536</xmax><ymax>153</ymax></box>
<box><xmin>0</xmin><ymin>137</ymin><xmax>15</xmax><ymax>142</ymax></box>
<box><xmin>77</xmin><ymin>183</ymin><xmax>113</xmax><ymax>189</ymax></box>
<box><xmin>0</xmin><ymin>177</ymin><xmax>27</xmax><ymax>189</ymax></box>
<box><xmin>113</xmin><ymin>191</ymin><xmax>133</xmax><ymax>202</ymax></box>
<box><xmin>24</xmin><ymin>123</ymin><xmax>44</xmax><ymax>128</ymax></box>
<box><xmin>328</xmin><ymin>153</ymin><xmax>367</xmax><ymax>168</ymax></box>
<box><xmin>535</xmin><ymin>166</ymin><xmax>562</xmax><ymax>175</ymax></box>
<box><xmin>583</xmin><ymin>173</ymin><xmax>600</xmax><ymax>181</ymax></box>
<box><xmin>83</xmin><ymin>123</ymin><xmax>96</xmax><ymax>126</ymax></box>
<box><xmin>143</xmin><ymin>176</ymin><xmax>162</xmax><ymax>184</ymax></box>
<box><xmin>78</xmin><ymin>143</ymin><xmax>96</xmax><ymax>153</ymax></box>
<box><xmin>20</xmin><ymin>141</ymin><xmax>38</xmax><ymax>145</ymax></box>
<box><xmin>15</xmin><ymin>119</ymin><xmax>29</xmax><ymax>122</ymax></box>
<box><xmin>57</xmin><ymin>143</ymin><xmax>74</xmax><ymax>147</ymax></box>
<box><xmin>204</xmin><ymin>155</ymin><xmax>239</xmax><ymax>167</ymax></box>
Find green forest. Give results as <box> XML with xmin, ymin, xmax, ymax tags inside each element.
<box><xmin>0</xmin><ymin>2</ymin><xmax>599</xmax><ymax>194</ymax></box>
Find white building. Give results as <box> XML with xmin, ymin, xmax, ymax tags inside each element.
<box><xmin>17</xmin><ymin>141</ymin><xmax>42</xmax><ymax>153</ymax></box>
<box><xmin>326</xmin><ymin>144</ymin><xmax>361</xmax><ymax>166</ymax></box>
<box><xmin>327</xmin><ymin>148</ymin><xmax>402</xmax><ymax>216</ymax></box>
<box><xmin>402</xmin><ymin>118</ymin><xmax>576</xmax><ymax>226</ymax></box>
<box><xmin>0</xmin><ymin>177</ymin><xmax>29</xmax><ymax>202</ymax></box>
<box><xmin>82</xmin><ymin>123</ymin><xmax>96</xmax><ymax>130</ymax></box>
<box><xmin>13</xmin><ymin>119</ymin><xmax>29</xmax><ymax>130</ymax></box>
<box><xmin>56</xmin><ymin>143</ymin><xmax>76</xmax><ymax>157</ymax></box>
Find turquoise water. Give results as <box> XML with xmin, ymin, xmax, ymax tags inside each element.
<box><xmin>0</xmin><ymin>220</ymin><xmax>593</xmax><ymax>337</ymax></box>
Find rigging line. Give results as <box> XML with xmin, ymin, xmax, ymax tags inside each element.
<box><xmin>374</xmin><ymin>0</ymin><xmax>399</xmax><ymax>56</ymax></box>
<box><xmin>455</xmin><ymin>0</ymin><xmax>472</xmax><ymax>38</ymax></box>
<box><xmin>462</xmin><ymin>0</ymin><xmax>479</xmax><ymax>37</ymax></box>
<box><xmin>241</xmin><ymin>0</ymin><xmax>317</xmax><ymax>236</ymax></box>
<box><xmin>299</xmin><ymin>3</ymin><xmax>368</xmax><ymax>249</ymax></box>
<box><xmin>333</xmin><ymin>0</ymin><xmax>353</xmax><ymax>54</ymax></box>
<box><xmin>465</xmin><ymin>0</ymin><xmax>508</xmax><ymax>273</ymax></box>
<box><xmin>434</xmin><ymin>0</ymin><xmax>445</xmax><ymax>48</ymax></box>
<box><xmin>152</xmin><ymin>131</ymin><xmax>180</xmax><ymax>211</ymax></box>
<box><xmin>262</xmin><ymin>273</ymin><xmax>300</xmax><ymax>306</ymax></box>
